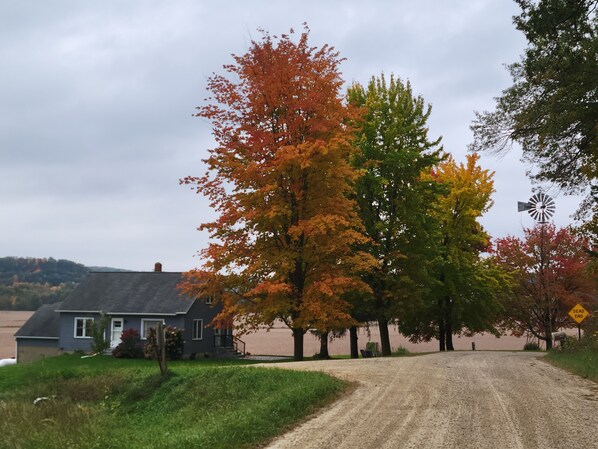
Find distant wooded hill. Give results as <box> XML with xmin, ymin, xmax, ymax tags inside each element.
<box><xmin>0</xmin><ymin>257</ymin><xmax>88</xmax><ymax>286</ymax></box>
<box><xmin>0</xmin><ymin>257</ymin><xmax>128</xmax><ymax>310</ymax></box>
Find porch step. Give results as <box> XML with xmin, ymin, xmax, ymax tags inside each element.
<box><xmin>214</xmin><ymin>346</ymin><xmax>244</xmax><ymax>359</ymax></box>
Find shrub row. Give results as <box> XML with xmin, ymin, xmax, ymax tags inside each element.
<box><xmin>112</xmin><ymin>326</ymin><xmax>184</xmax><ymax>360</ymax></box>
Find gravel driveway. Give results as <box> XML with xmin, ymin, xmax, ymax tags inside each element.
<box><xmin>262</xmin><ymin>352</ymin><xmax>598</xmax><ymax>449</ymax></box>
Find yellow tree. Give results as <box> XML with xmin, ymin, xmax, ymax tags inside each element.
<box><xmin>400</xmin><ymin>153</ymin><xmax>505</xmax><ymax>350</ymax></box>
<box><xmin>181</xmin><ymin>27</ymin><xmax>374</xmax><ymax>360</ymax></box>
<box><xmin>434</xmin><ymin>154</ymin><xmax>502</xmax><ymax>350</ymax></box>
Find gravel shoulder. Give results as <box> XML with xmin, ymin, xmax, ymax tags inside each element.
<box><xmin>261</xmin><ymin>352</ymin><xmax>598</xmax><ymax>449</ymax></box>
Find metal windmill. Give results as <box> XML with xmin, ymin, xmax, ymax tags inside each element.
<box><xmin>518</xmin><ymin>191</ymin><xmax>557</xmax><ymax>347</ymax></box>
<box><xmin>517</xmin><ymin>192</ymin><xmax>556</xmax><ymax>223</ymax></box>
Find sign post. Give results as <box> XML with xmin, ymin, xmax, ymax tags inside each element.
<box><xmin>568</xmin><ymin>304</ymin><xmax>590</xmax><ymax>341</ymax></box>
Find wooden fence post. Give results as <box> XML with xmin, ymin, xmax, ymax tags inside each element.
<box><xmin>156</xmin><ymin>323</ymin><xmax>167</xmax><ymax>375</ymax></box>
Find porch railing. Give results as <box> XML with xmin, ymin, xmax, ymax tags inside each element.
<box><xmin>214</xmin><ymin>334</ymin><xmax>246</xmax><ymax>356</ymax></box>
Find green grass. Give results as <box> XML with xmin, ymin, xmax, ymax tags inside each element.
<box><xmin>0</xmin><ymin>355</ymin><xmax>346</xmax><ymax>449</ymax></box>
<box><xmin>545</xmin><ymin>349</ymin><xmax>598</xmax><ymax>382</ymax></box>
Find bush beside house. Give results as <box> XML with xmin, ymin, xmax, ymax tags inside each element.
<box><xmin>112</xmin><ymin>328</ymin><xmax>144</xmax><ymax>358</ymax></box>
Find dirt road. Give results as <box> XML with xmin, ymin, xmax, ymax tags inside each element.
<box><xmin>263</xmin><ymin>352</ymin><xmax>598</xmax><ymax>449</ymax></box>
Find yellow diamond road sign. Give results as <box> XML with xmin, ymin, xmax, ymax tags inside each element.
<box><xmin>568</xmin><ymin>304</ymin><xmax>589</xmax><ymax>324</ymax></box>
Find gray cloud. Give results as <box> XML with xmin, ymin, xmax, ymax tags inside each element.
<box><xmin>0</xmin><ymin>0</ymin><xmax>581</xmax><ymax>271</ymax></box>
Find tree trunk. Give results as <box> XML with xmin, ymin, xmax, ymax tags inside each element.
<box><xmin>545</xmin><ymin>330</ymin><xmax>553</xmax><ymax>350</ymax></box>
<box><xmin>445</xmin><ymin>297</ymin><xmax>454</xmax><ymax>351</ymax></box>
<box><xmin>349</xmin><ymin>326</ymin><xmax>359</xmax><ymax>359</ymax></box>
<box><xmin>292</xmin><ymin>327</ymin><xmax>304</xmax><ymax>361</ymax></box>
<box><xmin>378</xmin><ymin>318</ymin><xmax>391</xmax><ymax>356</ymax></box>
<box><xmin>439</xmin><ymin>318</ymin><xmax>446</xmax><ymax>352</ymax></box>
<box><xmin>445</xmin><ymin>321</ymin><xmax>454</xmax><ymax>351</ymax></box>
<box><xmin>318</xmin><ymin>331</ymin><xmax>331</xmax><ymax>359</ymax></box>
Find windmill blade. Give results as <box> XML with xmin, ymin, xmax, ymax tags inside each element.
<box><xmin>526</xmin><ymin>192</ymin><xmax>556</xmax><ymax>223</ymax></box>
<box><xmin>518</xmin><ymin>201</ymin><xmax>532</xmax><ymax>212</ymax></box>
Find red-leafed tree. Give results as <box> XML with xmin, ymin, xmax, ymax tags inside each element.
<box><xmin>493</xmin><ymin>224</ymin><xmax>596</xmax><ymax>348</ymax></box>
<box><xmin>180</xmin><ymin>27</ymin><xmax>374</xmax><ymax>361</ymax></box>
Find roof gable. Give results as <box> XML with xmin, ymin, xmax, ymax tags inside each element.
<box><xmin>15</xmin><ymin>302</ymin><xmax>61</xmax><ymax>338</ymax></box>
<box><xmin>58</xmin><ymin>272</ymin><xmax>195</xmax><ymax>315</ymax></box>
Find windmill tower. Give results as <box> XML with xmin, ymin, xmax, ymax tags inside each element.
<box><xmin>518</xmin><ymin>192</ymin><xmax>557</xmax><ymax>348</ymax></box>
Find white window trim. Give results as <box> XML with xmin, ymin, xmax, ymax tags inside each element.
<box><xmin>192</xmin><ymin>319</ymin><xmax>204</xmax><ymax>340</ymax></box>
<box><xmin>140</xmin><ymin>318</ymin><xmax>165</xmax><ymax>340</ymax></box>
<box><xmin>205</xmin><ymin>296</ymin><xmax>213</xmax><ymax>305</ymax></box>
<box><xmin>74</xmin><ymin>317</ymin><xmax>94</xmax><ymax>339</ymax></box>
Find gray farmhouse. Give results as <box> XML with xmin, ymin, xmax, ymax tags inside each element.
<box><xmin>15</xmin><ymin>264</ymin><xmax>236</xmax><ymax>363</ymax></box>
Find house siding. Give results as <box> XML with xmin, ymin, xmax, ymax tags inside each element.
<box><xmin>59</xmin><ymin>303</ymin><xmax>220</xmax><ymax>356</ymax></box>
<box><xmin>59</xmin><ymin>312</ymin><xmax>98</xmax><ymax>353</ymax></box>
<box><xmin>108</xmin><ymin>315</ymin><xmax>185</xmax><ymax>341</ymax></box>
<box><xmin>183</xmin><ymin>299</ymin><xmax>220</xmax><ymax>355</ymax></box>
<box><xmin>59</xmin><ymin>312</ymin><xmax>182</xmax><ymax>352</ymax></box>
<box><xmin>107</xmin><ymin>302</ymin><xmax>220</xmax><ymax>356</ymax></box>
<box><xmin>17</xmin><ymin>338</ymin><xmax>60</xmax><ymax>363</ymax></box>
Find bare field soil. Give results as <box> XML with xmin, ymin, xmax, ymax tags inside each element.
<box><xmin>0</xmin><ymin>311</ymin><xmax>32</xmax><ymax>359</ymax></box>
<box><xmin>1</xmin><ymin>313</ymin><xmax>534</xmax><ymax>359</ymax></box>
<box><xmin>263</xmin><ymin>352</ymin><xmax>598</xmax><ymax>449</ymax></box>
<box><xmin>241</xmin><ymin>324</ymin><xmax>534</xmax><ymax>356</ymax></box>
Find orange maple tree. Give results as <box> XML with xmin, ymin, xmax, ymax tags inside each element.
<box><xmin>181</xmin><ymin>27</ymin><xmax>374</xmax><ymax>360</ymax></box>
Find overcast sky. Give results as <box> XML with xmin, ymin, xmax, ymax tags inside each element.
<box><xmin>0</xmin><ymin>1</ymin><xmax>582</xmax><ymax>272</ymax></box>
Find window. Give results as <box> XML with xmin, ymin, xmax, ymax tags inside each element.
<box><xmin>74</xmin><ymin>317</ymin><xmax>94</xmax><ymax>338</ymax></box>
<box><xmin>205</xmin><ymin>296</ymin><xmax>213</xmax><ymax>305</ymax></box>
<box><xmin>193</xmin><ymin>319</ymin><xmax>203</xmax><ymax>340</ymax></box>
<box><xmin>141</xmin><ymin>319</ymin><xmax>164</xmax><ymax>339</ymax></box>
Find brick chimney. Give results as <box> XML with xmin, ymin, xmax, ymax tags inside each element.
<box><xmin>154</xmin><ymin>262</ymin><xmax>162</xmax><ymax>272</ymax></box>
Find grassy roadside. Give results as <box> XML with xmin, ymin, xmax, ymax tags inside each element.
<box><xmin>0</xmin><ymin>355</ymin><xmax>346</xmax><ymax>449</ymax></box>
<box><xmin>545</xmin><ymin>349</ymin><xmax>598</xmax><ymax>382</ymax></box>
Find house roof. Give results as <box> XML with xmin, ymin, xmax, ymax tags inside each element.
<box><xmin>57</xmin><ymin>272</ymin><xmax>194</xmax><ymax>315</ymax></box>
<box><xmin>15</xmin><ymin>302</ymin><xmax>61</xmax><ymax>339</ymax></box>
